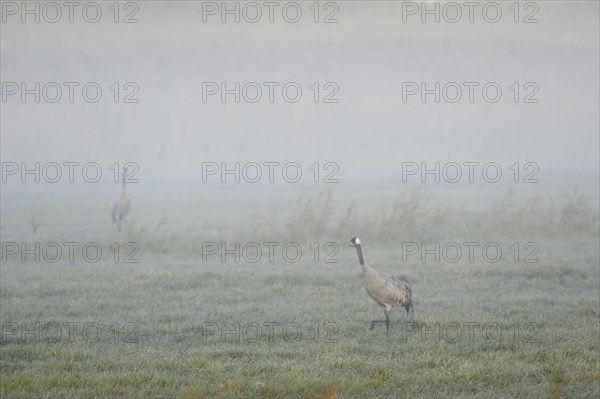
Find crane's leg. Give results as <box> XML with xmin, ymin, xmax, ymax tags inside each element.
<box><xmin>369</xmin><ymin>319</ymin><xmax>385</xmax><ymax>331</ymax></box>
<box><xmin>384</xmin><ymin>308</ymin><xmax>390</xmax><ymax>337</ymax></box>
<box><xmin>369</xmin><ymin>308</ymin><xmax>391</xmax><ymax>336</ymax></box>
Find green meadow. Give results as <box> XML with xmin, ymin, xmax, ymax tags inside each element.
<box><xmin>1</xmin><ymin>184</ymin><xmax>598</xmax><ymax>398</ymax></box>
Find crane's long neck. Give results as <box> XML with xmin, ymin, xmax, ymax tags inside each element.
<box><xmin>121</xmin><ymin>171</ymin><xmax>127</xmax><ymax>192</ymax></box>
<box><xmin>355</xmin><ymin>244</ymin><xmax>365</xmax><ymax>266</ymax></box>
<box><xmin>355</xmin><ymin>244</ymin><xmax>377</xmax><ymax>279</ymax></box>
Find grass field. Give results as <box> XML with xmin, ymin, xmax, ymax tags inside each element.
<box><xmin>2</xmin><ymin>1</ymin><xmax>598</xmax><ymax>396</ymax></box>
<box><xmin>1</xmin><ymin>185</ymin><xmax>599</xmax><ymax>398</ymax></box>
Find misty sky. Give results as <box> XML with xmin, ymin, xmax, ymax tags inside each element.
<box><xmin>1</xmin><ymin>1</ymin><xmax>598</xmax><ymax>183</ymax></box>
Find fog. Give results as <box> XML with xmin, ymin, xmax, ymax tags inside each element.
<box><xmin>2</xmin><ymin>2</ymin><xmax>598</xmax><ymax>243</ymax></box>
<box><xmin>1</xmin><ymin>2</ymin><xmax>599</xmax><ymax>397</ymax></box>
<box><xmin>2</xmin><ymin>2</ymin><xmax>598</xmax><ymax>176</ymax></box>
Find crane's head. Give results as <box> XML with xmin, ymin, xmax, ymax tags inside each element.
<box><xmin>349</xmin><ymin>236</ymin><xmax>361</xmax><ymax>247</ymax></box>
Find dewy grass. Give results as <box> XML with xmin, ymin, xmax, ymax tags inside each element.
<box><xmin>1</xmin><ymin>188</ymin><xmax>598</xmax><ymax>397</ymax></box>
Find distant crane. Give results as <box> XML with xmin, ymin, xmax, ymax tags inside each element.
<box><xmin>111</xmin><ymin>167</ymin><xmax>131</xmax><ymax>232</ymax></box>
<box><xmin>349</xmin><ymin>236</ymin><xmax>413</xmax><ymax>336</ymax></box>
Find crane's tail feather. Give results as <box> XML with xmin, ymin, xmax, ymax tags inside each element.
<box><xmin>405</xmin><ymin>300</ymin><xmax>414</xmax><ymax>317</ymax></box>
